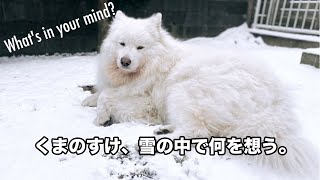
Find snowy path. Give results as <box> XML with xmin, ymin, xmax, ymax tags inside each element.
<box><xmin>0</xmin><ymin>27</ymin><xmax>319</xmax><ymax>180</ymax></box>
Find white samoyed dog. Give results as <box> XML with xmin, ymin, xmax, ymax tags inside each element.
<box><xmin>82</xmin><ymin>11</ymin><xmax>318</xmax><ymax>178</ymax></box>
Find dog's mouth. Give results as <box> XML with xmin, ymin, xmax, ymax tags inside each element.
<box><xmin>117</xmin><ymin>66</ymin><xmax>138</xmax><ymax>73</ymax></box>
<box><xmin>116</xmin><ymin>63</ymin><xmax>143</xmax><ymax>74</ymax></box>
<box><xmin>106</xmin><ymin>60</ymin><xmax>145</xmax><ymax>87</ymax></box>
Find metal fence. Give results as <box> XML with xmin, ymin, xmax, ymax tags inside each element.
<box><xmin>252</xmin><ymin>0</ymin><xmax>320</xmax><ymax>36</ymax></box>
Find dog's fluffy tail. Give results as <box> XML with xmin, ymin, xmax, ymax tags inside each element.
<box><xmin>240</xmin><ymin>132</ymin><xmax>319</xmax><ymax>179</ymax></box>
<box><xmin>272</xmin><ymin>136</ymin><xmax>316</xmax><ymax>177</ymax></box>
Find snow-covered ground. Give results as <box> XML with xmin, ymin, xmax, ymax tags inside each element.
<box><xmin>0</xmin><ymin>25</ymin><xmax>319</xmax><ymax>180</ymax></box>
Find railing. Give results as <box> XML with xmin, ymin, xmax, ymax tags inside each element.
<box><xmin>252</xmin><ymin>0</ymin><xmax>320</xmax><ymax>36</ymax></box>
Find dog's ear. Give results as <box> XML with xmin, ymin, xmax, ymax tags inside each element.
<box><xmin>150</xmin><ymin>13</ymin><xmax>162</xmax><ymax>30</ymax></box>
<box><xmin>115</xmin><ymin>10</ymin><xmax>126</xmax><ymax>20</ymax></box>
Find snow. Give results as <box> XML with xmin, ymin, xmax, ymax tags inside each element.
<box><xmin>303</xmin><ymin>48</ymin><xmax>320</xmax><ymax>55</ymax></box>
<box><xmin>0</xmin><ymin>25</ymin><xmax>319</xmax><ymax>180</ymax></box>
<box><xmin>249</xmin><ymin>28</ymin><xmax>320</xmax><ymax>43</ymax></box>
<box><xmin>186</xmin><ymin>24</ymin><xmax>266</xmax><ymax>47</ymax></box>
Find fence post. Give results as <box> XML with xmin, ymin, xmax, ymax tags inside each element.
<box><xmin>252</xmin><ymin>0</ymin><xmax>261</xmax><ymax>28</ymax></box>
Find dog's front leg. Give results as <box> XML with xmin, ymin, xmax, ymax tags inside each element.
<box><xmin>94</xmin><ymin>91</ymin><xmax>113</xmax><ymax>126</ymax></box>
<box><xmin>82</xmin><ymin>91</ymin><xmax>100</xmax><ymax>107</ymax></box>
<box><xmin>154</xmin><ymin>124</ymin><xmax>175</xmax><ymax>135</ymax></box>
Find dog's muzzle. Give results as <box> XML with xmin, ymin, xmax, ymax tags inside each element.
<box><xmin>120</xmin><ymin>57</ymin><xmax>131</xmax><ymax>67</ymax></box>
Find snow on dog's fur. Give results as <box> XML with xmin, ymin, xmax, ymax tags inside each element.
<box><xmin>82</xmin><ymin>11</ymin><xmax>318</xmax><ymax>178</ymax></box>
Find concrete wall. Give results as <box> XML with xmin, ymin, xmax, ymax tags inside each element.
<box><xmin>112</xmin><ymin>0</ymin><xmax>247</xmax><ymax>39</ymax></box>
<box><xmin>0</xmin><ymin>0</ymin><xmax>98</xmax><ymax>56</ymax></box>
<box><xmin>257</xmin><ymin>35</ymin><xmax>320</xmax><ymax>49</ymax></box>
<box><xmin>0</xmin><ymin>0</ymin><xmax>248</xmax><ymax>56</ymax></box>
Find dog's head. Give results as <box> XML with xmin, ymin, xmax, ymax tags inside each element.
<box><xmin>105</xmin><ymin>11</ymin><xmax>163</xmax><ymax>74</ymax></box>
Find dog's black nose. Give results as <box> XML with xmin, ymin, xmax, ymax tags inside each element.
<box><xmin>121</xmin><ymin>57</ymin><xmax>131</xmax><ymax>67</ymax></box>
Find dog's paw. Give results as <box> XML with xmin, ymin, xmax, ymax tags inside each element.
<box><xmin>81</xmin><ymin>94</ymin><xmax>98</xmax><ymax>107</ymax></box>
<box><xmin>153</xmin><ymin>125</ymin><xmax>175</xmax><ymax>135</ymax></box>
<box><xmin>93</xmin><ymin>114</ymin><xmax>113</xmax><ymax>127</ymax></box>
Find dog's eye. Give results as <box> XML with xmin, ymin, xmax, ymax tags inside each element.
<box><xmin>120</xmin><ymin>42</ymin><xmax>125</xmax><ymax>46</ymax></box>
<box><xmin>137</xmin><ymin>46</ymin><xmax>144</xmax><ymax>50</ymax></box>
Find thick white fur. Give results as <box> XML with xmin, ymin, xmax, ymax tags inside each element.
<box><xmin>82</xmin><ymin>11</ymin><xmax>318</xmax><ymax>178</ymax></box>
